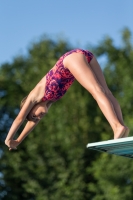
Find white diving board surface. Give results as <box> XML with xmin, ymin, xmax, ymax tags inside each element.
<box><xmin>87</xmin><ymin>136</ymin><xmax>133</xmax><ymax>159</ymax></box>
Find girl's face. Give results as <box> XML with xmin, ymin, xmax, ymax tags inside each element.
<box><xmin>28</xmin><ymin>101</ymin><xmax>49</xmax><ymax>122</ymax></box>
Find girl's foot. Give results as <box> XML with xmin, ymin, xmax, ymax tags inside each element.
<box><xmin>114</xmin><ymin>125</ymin><xmax>127</xmax><ymax>139</ymax></box>
<box><xmin>122</xmin><ymin>126</ymin><xmax>130</xmax><ymax>138</ymax></box>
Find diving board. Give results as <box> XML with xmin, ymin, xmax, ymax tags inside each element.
<box><xmin>87</xmin><ymin>136</ymin><xmax>133</xmax><ymax>159</ymax></box>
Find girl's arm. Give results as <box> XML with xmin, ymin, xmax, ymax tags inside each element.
<box><xmin>17</xmin><ymin>120</ymin><xmax>40</xmax><ymax>143</ymax></box>
<box><xmin>5</xmin><ymin>92</ymin><xmax>37</xmax><ymax>148</ymax></box>
<box><xmin>6</xmin><ymin>120</ymin><xmax>40</xmax><ymax>150</ymax></box>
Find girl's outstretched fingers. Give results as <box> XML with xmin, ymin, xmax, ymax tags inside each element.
<box><xmin>9</xmin><ymin>147</ymin><xmax>17</xmax><ymax>151</ymax></box>
<box><xmin>5</xmin><ymin>139</ymin><xmax>19</xmax><ymax>151</ymax></box>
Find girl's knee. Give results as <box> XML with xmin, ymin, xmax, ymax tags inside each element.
<box><xmin>96</xmin><ymin>85</ymin><xmax>105</xmax><ymax>94</ymax></box>
<box><xmin>90</xmin><ymin>85</ymin><xmax>105</xmax><ymax>99</ymax></box>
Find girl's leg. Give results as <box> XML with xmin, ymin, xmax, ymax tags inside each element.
<box><xmin>64</xmin><ymin>53</ymin><xmax>126</xmax><ymax>139</ymax></box>
<box><xmin>89</xmin><ymin>56</ymin><xmax>129</xmax><ymax>137</ymax></box>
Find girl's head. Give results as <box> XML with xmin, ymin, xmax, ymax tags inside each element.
<box><xmin>20</xmin><ymin>96</ymin><xmax>50</xmax><ymax>122</ymax></box>
<box><xmin>28</xmin><ymin>102</ymin><xmax>48</xmax><ymax>122</ymax></box>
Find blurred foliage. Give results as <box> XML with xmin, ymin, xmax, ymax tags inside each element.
<box><xmin>0</xmin><ymin>29</ymin><xmax>133</xmax><ymax>199</ymax></box>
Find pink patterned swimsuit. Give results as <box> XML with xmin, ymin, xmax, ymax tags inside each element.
<box><xmin>42</xmin><ymin>49</ymin><xmax>93</xmax><ymax>102</ymax></box>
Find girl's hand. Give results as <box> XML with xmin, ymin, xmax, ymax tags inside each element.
<box><xmin>5</xmin><ymin>139</ymin><xmax>20</xmax><ymax>151</ymax></box>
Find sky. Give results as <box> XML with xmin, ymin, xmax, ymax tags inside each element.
<box><xmin>0</xmin><ymin>0</ymin><xmax>133</xmax><ymax>65</ymax></box>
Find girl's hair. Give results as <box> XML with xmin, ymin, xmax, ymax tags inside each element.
<box><xmin>20</xmin><ymin>96</ymin><xmax>28</xmax><ymax>109</ymax></box>
<box><xmin>20</xmin><ymin>96</ymin><xmax>29</xmax><ymax>120</ymax></box>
